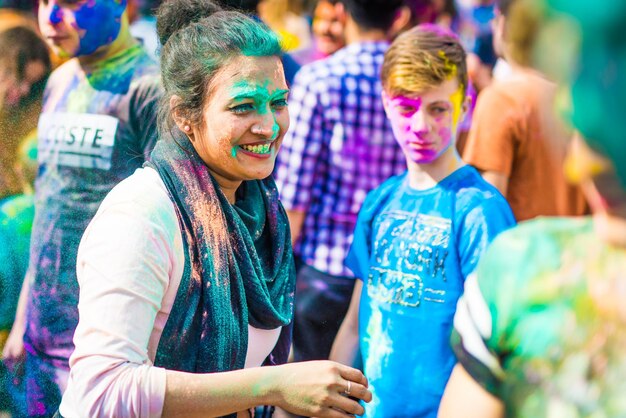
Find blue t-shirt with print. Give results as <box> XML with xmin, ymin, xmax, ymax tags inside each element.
<box><xmin>346</xmin><ymin>165</ymin><xmax>515</xmax><ymax>417</ymax></box>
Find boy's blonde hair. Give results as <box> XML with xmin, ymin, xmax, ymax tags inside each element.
<box><xmin>381</xmin><ymin>24</ymin><xmax>468</xmax><ymax>97</ymax></box>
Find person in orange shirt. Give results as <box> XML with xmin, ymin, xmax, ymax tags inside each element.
<box><xmin>461</xmin><ymin>0</ymin><xmax>588</xmax><ymax>222</ymax></box>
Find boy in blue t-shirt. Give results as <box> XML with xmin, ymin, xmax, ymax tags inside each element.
<box><xmin>330</xmin><ymin>24</ymin><xmax>515</xmax><ymax>417</ymax></box>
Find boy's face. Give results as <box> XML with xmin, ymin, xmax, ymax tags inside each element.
<box><xmin>38</xmin><ymin>0</ymin><xmax>126</xmax><ymax>58</ymax></box>
<box><xmin>383</xmin><ymin>78</ymin><xmax>467</xmax><ymax>165</ymax></box>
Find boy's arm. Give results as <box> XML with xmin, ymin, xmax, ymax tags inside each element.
<box><xmin>480</xmin><ymin>171</ymin><xmax>509</xmax><ymax>197</ymax></box>
<box><xmin>438</xmin><ymin>364</ymin><xmax>504</xmax><ymax>418</ymax></box>
<box><xmin>286</xmin><ymin>209</ymin><xmax>306</xmax><ymax>246</ymax></box>
<box><xmin>330</xmin><ymin>279</ymin><xmax>363</xmax><ymax>366</ymax></box>
<box><xmin>462</xmin><ymin>86</ymin><xmax>517</xmax><ymax>194</ymax></box>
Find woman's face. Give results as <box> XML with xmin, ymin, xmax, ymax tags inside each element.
<box><xmin>189</xmin><ymin>55</ymin><xmax>289</xmax><ymax>185</ymax></box>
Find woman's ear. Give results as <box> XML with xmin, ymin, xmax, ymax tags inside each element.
<box><xmin>170</xmin><ymin>95</ymin><xmax>193</xmax><ymax>137</ymax></box>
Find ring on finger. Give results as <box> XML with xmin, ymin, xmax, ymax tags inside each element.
<box><xmin>344</xmin><ymin>380</ymin><xmax>352</xmax><ymax>395</ymax></box>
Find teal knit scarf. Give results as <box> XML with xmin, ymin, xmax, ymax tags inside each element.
<box><xmin>148</xmin><ymin>134</ymin><xmax>295</xmax><ymax>379</ymax></box>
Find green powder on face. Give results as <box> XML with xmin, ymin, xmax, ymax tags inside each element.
<box><xmin>231</xmin><ymin>146</ymin><xmax>237</xmax><ymax>158</ymax></box>
<box><xmin>270</xmin><ymin>121</ymin><xmax>279</xmax><ymax>140</ymax></box>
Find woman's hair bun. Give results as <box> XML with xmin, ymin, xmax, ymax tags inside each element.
<box><xmin>156</xmin><ymin>0</ymin><xmax>223</xmax><ymax>46</ymax></box>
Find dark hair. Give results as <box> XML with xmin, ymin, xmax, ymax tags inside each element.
<box><xmin>156</xmin><ymin>0</ymin><xmax>223</xmax><ymax>46</ymax></box>
<box><xmin>156</xmin><ymin>4</ymin><xmax>282</xmax><ymax>137</ymax></box>
<box><xmin>216</xmin><ymin>0</ymin><xmax>259</xmax><ymax>13</ymax></box>
<box><xmin>0</xmin><ymin>0</ymin><xmax>35</xmax><ymax>11</ymax></box>
<box><xmin>341</xmin><ymin>0</ymin><xmax>404</xmax><ymax>31</ymax></box>
<box><xmin>0</xmin><ymin>26</ymin><xmax>51</xmax><ymax>105</ymax></box>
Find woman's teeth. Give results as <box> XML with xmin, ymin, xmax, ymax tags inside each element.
<box><xmin>240</xmin><ymin>143</ymin><xmax>271</xmax><ymax>154</ymax></box>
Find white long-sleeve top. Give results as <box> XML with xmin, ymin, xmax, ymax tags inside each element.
<box><xmin>59</xmin><ymin>167</ymin><xmax>282</xmax><ymax>418</ymax></box>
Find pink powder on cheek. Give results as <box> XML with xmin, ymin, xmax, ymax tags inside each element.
<box><xmin>437</xmin><ymin>126</ymin><xmax>453</xmax><ymax>149</ymax></box>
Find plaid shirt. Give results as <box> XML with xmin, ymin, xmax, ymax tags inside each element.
<box><xmin>275</xmin><ymin>41</ymin><xmax>406</xmax><ymax>277</ymax></box>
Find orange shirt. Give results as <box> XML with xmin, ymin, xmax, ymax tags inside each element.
<box><xmin>463</xmin><ymin>71</ymin><xmax>588</xmax><ymax>221</ymax></box>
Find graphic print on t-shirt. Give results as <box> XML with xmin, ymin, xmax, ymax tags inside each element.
<box><xmin>38</xmin><ymin>112</ymin><xmax>119</xmax><ymax>170</ymax></box>
<box><xmin>368</xmin><ymin>210</ymin><xmax>451</xmax><ymax>307</ymax></box>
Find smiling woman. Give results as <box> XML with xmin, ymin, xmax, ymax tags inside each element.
<box><xmin>57</xmin><ymin>1</ymin><xmax>371</xmax><ymax>418</ymax></box>
<box><xmin>177</xmin><ymin>54</ymin><xmax>290</xmax><ymax>198</ymax></box>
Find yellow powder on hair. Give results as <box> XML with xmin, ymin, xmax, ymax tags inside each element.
<box><xmin>449</xmin><ymin>80</ymin><xmax>464</xmax><ymax>129</ymax></box>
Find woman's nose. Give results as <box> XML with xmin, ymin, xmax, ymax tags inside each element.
<box><xmin>251</xmin><ymin>115</ymin><xmax>279</xmax><ymax>140</ymax></box>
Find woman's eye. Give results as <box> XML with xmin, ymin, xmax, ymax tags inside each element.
<box><xmin>230</xmin><ymin>103</ymin><xmax>255</xmax><ymax>114</ymax></box>
<box><xmin>271</xmin><ymin>99</ymin><xmax>288</xmax><ymax>109</ymax></box>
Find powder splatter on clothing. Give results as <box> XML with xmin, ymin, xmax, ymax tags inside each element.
<box><xmin>452</xmin><ymin>217</ymin><xmax>626</xmax><ymax>417</ymax></box>
<box><xmin>347</xmin><ymin>166</ymin><xmax>514</xmax><ymax>417</ymax></box>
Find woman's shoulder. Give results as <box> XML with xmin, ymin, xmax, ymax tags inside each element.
<box><xmin>94</xmin><ymin>166</ymin><xmax>179</xmax><ymax>235</ymax></box>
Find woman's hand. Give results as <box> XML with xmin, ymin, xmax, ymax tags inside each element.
<box><xmin>271</xmin><ymin>360</ymin><xmax>372</xmax><ymax>417</ymax></box>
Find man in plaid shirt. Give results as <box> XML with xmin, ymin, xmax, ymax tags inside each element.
<box><xmin>274</xmin><ymin>0</ymin><xmax>410</xmax><ymax>362</ymax></box>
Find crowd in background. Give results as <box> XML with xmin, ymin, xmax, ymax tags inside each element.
<box><xmin>0</xmin><ymin>0</ymin><xmax>624</xmax><ymax>417</ymax></box>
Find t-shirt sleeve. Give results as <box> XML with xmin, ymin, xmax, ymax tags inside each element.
<box><xmin>457</xmin><ymin>195</ymin><xmax>515</xmax><ymax>279</ymax></box>
<box><xmin>462</xmin><ymin>86</ymin><xmax>520</xmax><ymax>177</ymax></box>
<box><xmin>129</xmin><ymin>75</ymin><xmax>163</xmax><ymax>160</ymax></box>
<box><xmin>274</xmin><ymin>67</ymin><xmax>326</xmax><ymax>211</ymax></box>
<box><xmin>61</xmin><ymin>189</ymin><xmax>175</xmax><ymax>417</ymax></box>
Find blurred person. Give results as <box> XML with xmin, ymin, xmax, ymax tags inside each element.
<box><xmin>128</xmin><ymin>0</ymin><xmax>162</xmax><ymax>60</ymax></box>
<box><xmin>0</xmin><ymin>0</ymin><xmax>161</xmax><ymax>415</ymax></box>
<box><xmin>274</xmin><ymin>0</ymin><xmax>411</xmax><ymax>363</ymax></box>
<box><xmin>455</xmin><ymin>0</ymin><xmax>497</xmax><ymax>90</ymax></box>
<box><xmin>58</xmin><ymin>3</ymin><xmax>372</xmax><ymax>417</ymax></box>
<box><xmin>0</xmin><ymin>26</ymin><xmax>50</xmax><ymax>199</ymax></box>
<box><xmin>311</xmin><ymin>0</ymin><xmax>345</xmax><ymax>56</ymax></box>
<box><xmin>0</xmin><ymin>134</ymin><xmax>37</xmax><ymax>418</ymax></box>
<box><xmin>438</xmin><ymin>0</ymin><xmax>626</xmax><ymax>416</ymax></box>
<box><xmin>461</xmin><ymin>0</ymin><xmax>588</xmax><ymax>222</ymax></box>
<box><xmin>291</xmin><ymin>0</ymin><xmax>346</xmax><ymax>65</ymax></box>
<box><xmin>0</xmin><ymin>0</ymin><xmax>37</xmax><ymax>30</ymax></box>
<box><xmin>0</xmin><ymin>8</ymin><xmax>36</xmax><ymax>32</ymax></box>
<box><xmin>330</xmin><ymin>25</ymin><xmax>514</xmax><ymax>417</ymax></box>
<box><xmin>403</xmin><ymin>0</ymin><xmax>459</xmax><ymax>28</ymax></box>
<box><xmin>258</xmin><ymin>0</ymin><xmax>312</xmax><ymax>51</ymax></box>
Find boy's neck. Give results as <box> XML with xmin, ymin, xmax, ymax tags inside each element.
<box><xmin>78</xmin><ymin>14</ymin><xmax>137</xmax><ymax>69</ymax></box>
<box><xmin>406</xmin><ymin>146</ymin><xmax>465</xmax><ymax>190</ymax></box>
<box><xmin>344</xmin><ymin>17</ymin><xmax>388</xmax><ymax>45</ymax></box>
